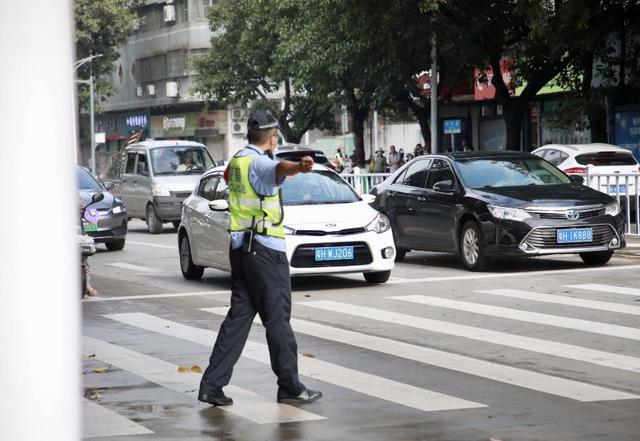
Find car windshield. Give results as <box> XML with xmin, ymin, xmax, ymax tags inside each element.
<box><xmin>282</xmin><ymin>170</ymin><xmax>359</xmax><ymax>205</ymax></box>
<box><xmin>150</xmin><ymin>147</ymin><xmax>214</xmax><ymax>175</ymax></box>
<box><xmin>455</xmin><ymin>157</ymin><xmax>571</xmax><ymax>188</ymax></box>
<box><xmin>77</xmin><ymin>167</ymin><xmax>103</xmax><ymax>191</ymax></box>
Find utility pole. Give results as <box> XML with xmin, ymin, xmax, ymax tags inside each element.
<box><xmin>430</xmin><ymin>23</ymin><xmax>438</xmax><ymax>154</ymax></box>
<box><xmin>74</xmin><ymin>54</ymin><xmax>103</xmax><ymax>173</ymax></box>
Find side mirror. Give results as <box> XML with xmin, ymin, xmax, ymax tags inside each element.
<box><xmin>433</xmin><ymin>180</ymin><xmax>455</xmax><ymax>193</ymax></box>
<box><xmin>103</xmin><ymin>181</ymin><xmax>115</xmax><ymax>191</ymax></box>
<box><xmin>360</xmin><ymin>194</ymin><xmax>376</xmax><ymax>204</ymax></box>
<box><xmin>209</xmin><ymin>199</ymin><xmax>229</xmax><ymax>211</ymax></box>
<box><xmin>569</xmin><ymin>175</ymin><xmax>584</xmax><ymax>185</ymax></box>
<box><xmin>91</xmin><ymin>192</ymin><xmax>105</xmax><ymax>204</ymax></box>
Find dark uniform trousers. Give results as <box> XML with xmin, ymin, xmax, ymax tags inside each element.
<box><xmin>199</xmin><ymin>240</ymin><xmax>304</xmax><ymax>396</ymax></box>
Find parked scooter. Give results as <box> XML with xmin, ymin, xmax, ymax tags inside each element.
<box><xmin>79</xmin><ymin>193</ymin><xmax>104</xmax><ymax>297</ymax></box>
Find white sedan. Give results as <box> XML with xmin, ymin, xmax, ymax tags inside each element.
<box><xmin>178</xmin><ymin>164</ymin><xmax>395</xmax><ymax>283</ymax></box>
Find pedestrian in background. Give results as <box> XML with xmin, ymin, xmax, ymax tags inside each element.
<box><xmin>198</xmin><ymin>110</ymin><xmax>322</xmax><ymax>407</ymax></box>
<box><xmin>414</xmin><ymin>143</ymin><xmax>424</xmax><ymax>157</ymax></box>
<box><xmin>371</xmin><ymin>149</ymin><xmax>387</xmax><ymax>173</ymax></box>
<box><xmin>388</xmin><ymin>145</ymin><xmax>401</xmax><ymax>173</ymax></box>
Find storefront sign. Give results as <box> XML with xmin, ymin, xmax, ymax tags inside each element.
<box><xmin>474</xmin><ymin>60</ymin><xmax>516</xmax><ymax>100</ymax></box>
<box><xmin>195</xmin><ymin>111</ymin><xmax>227</xmax><ymax>136</ymax></box>
<box><xmin>150</xmin><ymin>113</ymin><xmax>196</xmax><ymax>138</ymax></box>
<box><xmin>125</xmin><ymin>112</ymin><xmax>149</xmax><ymax>133</ymax></box>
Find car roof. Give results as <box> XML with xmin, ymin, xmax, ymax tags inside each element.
<box><xmin>427</xmin><ymin>151</ymin><xmax>540</xmax><ymax>161</ymax></box>
<box><xmin>276</xmin><ymin>143</ymin><xmax>324</xmax><ymax>154</ymax></box>
<box><xmin>125</xmin><ymin>140</ymin><xmax>207</xmax><ymax>150</ymax></box>
<box><xmin>534</xmin><ymin>143</ymin><xmax>630</xmax><ymax>154</ymax></box>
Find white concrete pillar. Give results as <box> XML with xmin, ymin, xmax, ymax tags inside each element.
<box><xmin>0</xmin><ymin>1</ymin><xmax>80</xmax><ymax>440</ymax></box>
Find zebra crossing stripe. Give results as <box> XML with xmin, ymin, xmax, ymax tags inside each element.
<box><xmin>477</xmin><ymin>289</ymin><xmax>640</xmax><ymax>316</ymax></box>
<box><xmin>392</xmin><ymin>295</ymin><xmax>640</xmax><ymax>341</ymax></box>
<box><xmin>565</xmin><ymin>284</ymin><xmax>640</xmax><ymax>297</ymax></box>
<box><xmin>299</xmin><ymin>301</ymin><xmax>640</xmax><ymax>373</ymax></box>
<box><xmin>83</xmin><ymin>336</ymin><xmax>325</xmax><ymax>424</ymax></box>
<box><xmin>202</xmin><ymin>307</ymin><xmax>638</xmax><ymax>402</ymax></box>
<box><xmin>108</xmin><ymin>262</ymin><xmax>158</xmax><ymax>273</ymax></box>
<box><xmin>103</xmin><ymin>313</ymin><xmax>486</xmax><ymax>412</ymax></box>
<box><xmin>82</xmin><ymin>398</ymin><xmax>154</xmax><ymax>438</ymax></box>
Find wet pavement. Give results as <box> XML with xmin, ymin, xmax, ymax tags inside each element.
<box><xmin>82</xmin><ymin>220</ymin><xmax>640</xmax><ymax>440</ymax></box>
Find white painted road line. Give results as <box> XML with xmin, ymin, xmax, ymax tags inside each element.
<box><xmin>566</xmin><ymin>284</ymin><xmax>640</xmax><ymax>297</ymax></box>
<box><xmin>104</xmin><ymin>313</ymin><xmax>486</xmax><ymax>412</ymax></box>
<box><xmin>127</xmin><ymin>240</ymin><xmax>178</xmax><ymax>250</ymax></box>
<box><xmin>203</xmin><ymin>307</ymin><xmax>638</xmax><ymax>402</ymax></box>
<box><xmin>108</xmin><ymin>262</ymin><xmax>159</xmax><ymax>273</ymax></box>
<box><xmin>478</xmin><ymin>289</ymin><xmax>640</xmax><ymax>316</ymax></box>
<box><xmin>83</xmin><ymin>336</ymin><xmax>325</xmax><ymax>424</ymax></box>
<box><xmin>84</xmin><ymin>290</ymin><xmax>230</xmax><ymax>302</ymax></box>
<box><xmin>82</xmin><ymin>398</ymin><xmax>154</xmax><ymax>438</ymax></box>
<box><xmin>386</xmin><ymin>264</ymin><xmax>640</xmax><ymax>285</ymax></box>
<box><xmin>299</xmin><ymin>301</ymin><xmax>640</xmax><ymax>373</ymax></box>
<box><xmin>393</xmin><ymin>295</ymin><xmax>640</xmax><ymax>341</ymax></box>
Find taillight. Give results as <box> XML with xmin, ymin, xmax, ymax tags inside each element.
<box><xmin>563</xmin><ymin>167</ymin><xmax>587</xmax><ymax>174</ymax></box>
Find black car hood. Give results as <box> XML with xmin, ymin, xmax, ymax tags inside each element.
<box><xmin>469</xmin><ymin>184</ymin><xmax>612</xmax><ymax>208</ymax></box>
<box><xmin>79</xmin><ymin>190</ymin><xmax>115</xmax><ymax>209</ymax></box>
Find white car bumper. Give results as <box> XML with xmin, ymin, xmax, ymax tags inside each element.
<box><xmin>285</xmin><ymin>229</ymin><xmax>395</xmax><ymax>276</ymax></box>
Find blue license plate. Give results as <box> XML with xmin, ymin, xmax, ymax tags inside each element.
<box><xmin>609</xmin><ymin>184</ymin><xmax>626</xmax><ymax>194</ymax></box>
<box><xmin>314</xmin><ymin>246</ymin><xmax>354</xmax><ymax>261</ymax></box>
<box><xmin>557</xmin><ymin>228</ymin><xmax>593</xmax><ymax>243</ymax></box>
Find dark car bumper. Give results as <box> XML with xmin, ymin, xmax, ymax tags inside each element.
<box><xmin>153</xmin><ymin>195</ymin><xmax>186</xmax><ymax>221</ymax></box>
<box><xmin>481</xmin><ymin>215</ymin><xmax>625</xmax><ymax>258</ymax></box>
<box><xmin>87</xmin><ymin>211</ymin><xmax>128</xmax><ymax>243</ymax></box>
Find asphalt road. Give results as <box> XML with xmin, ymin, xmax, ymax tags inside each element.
<box><xmin>82</xmin><ymin>220</ymin><xmax>640</xmax><ymax>441</ymax></box>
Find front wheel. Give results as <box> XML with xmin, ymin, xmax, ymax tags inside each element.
<box><xmin>363</xmin><ymin>270</ymin><xmax>391</xmax><ymax>284</ymax></box>
<box><xmin>146</xmin><ymin>204</ymin><xmax>163</xmax><ymax>234</ymax></box>
<box><xmin>459</xmin><ymin>221</ymin><xmax>493</xmax><ymax>271</ymax></box>
<box><xmin>179</xmin><ymin>235</ymin><xmax>204</xmax><ymax>279</ymax></box>
<box><xmin>580</xmin><ymin>250</ymin><xmax>613</xmax><ymax>266</ymax></box>
<box><xmin>105</xmin><ymin>238</ymin><xmax>125</xmax><ymax>251</ymax></box>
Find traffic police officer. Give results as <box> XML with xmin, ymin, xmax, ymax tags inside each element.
<box><xmin>198</xmin><ymin>111</ymin><xmax>322</xmax><ymax>406</ymax></box>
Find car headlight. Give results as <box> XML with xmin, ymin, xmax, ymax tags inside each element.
<box><xmin>152</xmin><ymin>182</ymin><xmax>171</xmax><ymax>197</ymax></box>
<box><xmin>605</xmin><ymin>200</ymin><xmax>620</xmax><ymax>216</ymax></box>
<box><xmin>112</xmin><ymin>204</ymin><xmax>125</xmax><ymax>214</ymax></box>
<box><xmin>487</xmin><ymin>205</ymin><xmax>531</xmax><ymax>221</ymax></box>
<box><xmin>283</xmin><ymin>225</ymin><xmax>296</xmax><ymax>235</ymax></box>
<box><xmin>366</xmin><ymin>213</ymin><xmax>390</xmax><ymax>234</ymax></box>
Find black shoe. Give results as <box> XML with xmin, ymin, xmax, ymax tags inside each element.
<box><xmin>277</xmin><ymin>387</ymin><xmax>322</xmax><ymax>405</ymax></box>
<box><xmin>198</xmin><ymin>391</ymin><xmax>233</xmax><ymax>406</ymax></box>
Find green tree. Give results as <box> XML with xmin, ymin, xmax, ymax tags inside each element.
<box><xmin>193</xmin><ymin>0</ymin><xmax>337</xmax><ymax>144</ymax></box>
<box><xmin>75</xmin><ymin>0</ymin><xmax>141</xmax><ymax>111</ymax></box>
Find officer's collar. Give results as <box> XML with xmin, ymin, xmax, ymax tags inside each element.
<box><xmin>246</xmin><ymin>144</ymin><xmax>265</xmax><ymax>155</ymax></box>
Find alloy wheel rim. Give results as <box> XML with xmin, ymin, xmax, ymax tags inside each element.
<box><xmin>180</xmin><ymin>237</ymin><xmax>190</xmax><ymax>270</ymax></box>
<box><xmin>463</xmin><ymin>228</ymin><xmax>479</xmax><ymax>265</ymax></box>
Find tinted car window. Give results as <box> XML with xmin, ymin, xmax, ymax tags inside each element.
<box><xmin>425</xmin><ymin>159</ymin><xmax>455</xmax><ymax>189</ymax></box>
<box><xmin>282</xmin><ymin>170</ymin><xmax>359</xmax><ymax>205</ymax></box>
<box><xmin>545</xmin><ymin>149</ymin><xmax>568</xmax><ymax>166</ymax></box>
<box><xmin>575</xmin><ymin>152</ymin><xmax>638</xmax><ymax>166</ymax></box>
<box><xmin>402</xmin><ymin>159</ymin><xmax>431</xmax><ymax>187</ymax></box>
<box><xmin>197</xmin><ymin>176</ymin><xmax>219</xmax><ymax>201</ymax></box>
<box><xmin>455</xmin><ymin>158</ymin><xmax>571</xmax><ymax>188</ymax></box>
<box><xmin>77</xmin><ymin>167</ymin><xmax>104</xmax><ymax>191</ymax></box>
<box><xmin>125</xmin><ymin>152</ymin><xmax>136</xmax><ymax>174</ymax></box>
<box><xmin>136</xmin><ymin>153</ymin><xmax>149</xmax><ymax>175</ymax></box>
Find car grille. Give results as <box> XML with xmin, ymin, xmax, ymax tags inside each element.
<box><xmin>294</xmin><ymin>227</ymin><xmax>366</xmax><ymax>236</ymax></box>
<box><xmin>290</xmin><ymin>241</ymin><xmax>372</xmax><ymax>268</ymax></box>
<box><xmin>523</xmin><ymin>224</ymin><xmax>615</xmax><ymax>249</ymax></box>
<box><xmin>528</xmin><ymin>208</ymin><xmax>605</xmax><ymax>219</ymax></box>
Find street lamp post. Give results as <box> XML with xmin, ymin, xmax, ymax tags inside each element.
<box><xmin>74</xmin><ymin>54</ymin><xmax>103</xmax><ymax>173</ymax></box>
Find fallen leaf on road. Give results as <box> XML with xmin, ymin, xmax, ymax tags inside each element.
<box><xmin>190</xmin><ymin>365</ymin><xmax>202</xmax><ymax>373</ymax></box>
<box><xmin>88</xmin><ymin>391</ymin><xmax>102</xmax><ymax>400</ymax></box>
<box><xmin>177</xmin><ymin>365</ymin><xmax>191</xmax><ymax>373</ymax></box>
<box><xmin>304</xmin><ymin>294</ymin><xmax>311</xmax><ymax>298</ymax></box>
<box><xmin>86</xmin><ymin>353</ymin><xmax>96</xmax><ymax>358</ymax></box>
<box><xmin>92</xmin><ymin>367</ymin><xmax>108</xmax><ymax>374</ymax></box>
<box><xmin>302</xmin><ymin>352</ymin><xmax>315</xmax><ymax>358</ymax></box>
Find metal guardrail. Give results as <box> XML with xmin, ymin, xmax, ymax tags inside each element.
<box><xmin>342</xmin><ymin>170</ymin><xmax>639</xmax><ymax>236</ymax></box>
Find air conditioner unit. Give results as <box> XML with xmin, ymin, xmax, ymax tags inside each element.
<box><xmin>147</xmin><ymin>84</ymin><xmax>156</xmax><ymax>96</ymax></box>
<box><xmin>231</xmin><ymin>108</ymin><xmax>243</xmax><ymax>120</ymax></box>
<box><xmin>166</xmin><ymin>81</ymin><xmax>179</xmax><ymax>97</ymax></box>
<box><xmin>164</xmin><ymin>5</ymin><xmax>176</xmax><ymax>23</ymax></box>
<box><xmin>136</xmin><ymin>86</ymin><xmax>143</xmax><ymax>97</ymax></box>
<box><xmin>231</xmin><ymin>121</ymin><xmax>246</xmax><ymax>135</ymax></box>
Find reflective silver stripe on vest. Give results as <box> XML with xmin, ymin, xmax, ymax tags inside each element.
<box><xmin>238</xmin><ymin>198</ymin><xmax>281</xmax><ymax>210</ymax></box>
<box><xmin>233</xmin><ymin>218</ymin><xmax>276</xmax><ymax>229</ymax></box>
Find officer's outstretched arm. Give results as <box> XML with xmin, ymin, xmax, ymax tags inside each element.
<box><xmin>275</xmin><ymin>156</ymin><xmax>314</xmax><ymax>178</ymax></box>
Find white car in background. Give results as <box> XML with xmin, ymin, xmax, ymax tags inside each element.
<box><xmin>177</xmin><ymin>164</ymin><xmax>396</xmax><ymax>283</ymax></box>
<box><xmin>532</xmin><ymin>143</ymin><xmax>639</xmax><ymax>197</ymax></box>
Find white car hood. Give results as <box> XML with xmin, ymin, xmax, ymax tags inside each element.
<box><xmin>284</xmin><ymin>201</ymin><xmax>378</xmax><ymax>231</ymax></box>
<box><xmin>152</xmin><ymin>174</ymin><xmax>202</xmax><ymax>192</ymax></box>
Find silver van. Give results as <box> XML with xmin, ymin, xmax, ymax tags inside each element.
<box><xmin>116</xmin><ymin>140</ymin><xmax>215</xmax><ymax>234</ymax></box>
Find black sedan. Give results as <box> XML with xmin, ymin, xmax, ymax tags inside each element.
<box><xmin>370</xmin><ymin>152</ymin><xmax>625</xmax><ymax>271</ymax></box>
<box><xmin>77</xmin><ymin>166</ymin><xmax>127</xmax><ymax>251</ymax></box>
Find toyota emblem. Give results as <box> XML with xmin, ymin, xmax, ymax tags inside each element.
<box><xmin>565</xmin><ymin>210</ymin><xmax>579</xmax><ymax>221</ymax></box>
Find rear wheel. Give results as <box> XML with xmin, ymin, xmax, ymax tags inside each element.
<box><xmin>179</xmin><ymin>235</ymin><xmax>204</xmax><ymax>279</ymax></box>
<box><xmin>105</xmin><ymin>238</ymin><xmax>125</xmax><ymax>251</ymax></box>
<box><xmin>459</xmin><ymin>221</ymin><xmax>493</xmax><ymax>271</ymax></box>
<box><xmin>580</xmin><ymin>250</ymin><xmax>613</xmax><ymax>266</ymax></box>
<box><xmin>146</xmin><ymin>204</ymin><xmax>163</xmax><ymax>234</ymax></box>
<box><xmin>363</xmin><ymin>270</ymin><xmax>391</xmax><ymax>284</ymax></box>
